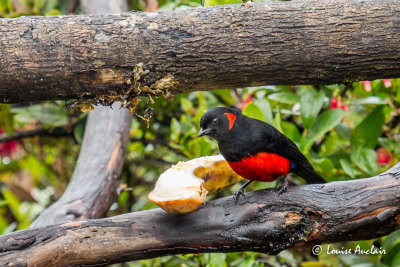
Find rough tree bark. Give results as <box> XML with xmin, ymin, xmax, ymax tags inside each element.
<box><xmin>30</xmin><ymin>0</ymin><xmax>132</xmax><ymax>227</ymax></box>
<box><xmin>1</xmin><ymin>0</ymin><xmax>400</xmax><ymax>103</ymax></box>
<box><xmin>1</xmin><ymin>163</ymin><xmax>399</xmax><ymax>266</ymax></box>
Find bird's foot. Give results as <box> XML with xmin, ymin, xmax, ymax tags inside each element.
<box><xmin>233</xmin><ymin>180</ymin><xmax>252</xmax><ymax>204</ymax></box>
<box><xmin>233</xmin><ymin>188</ymin><xmax>245</xmax><ymax>204</ymax></box>
<box><xmin>276</xmin><ymin>176</ymin><xmax>289</xmax><ymax>194</ymax></box>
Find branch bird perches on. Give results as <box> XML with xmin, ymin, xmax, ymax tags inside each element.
<box><xmin>1</xmin><ymin>163</ymin><xmax>399</xmax><ymax>266</ymax></box>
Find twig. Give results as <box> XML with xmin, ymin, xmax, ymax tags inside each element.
<box><xmin>0</xmin><ymin>127</ymin><xmax>72</xmax><ymax>144</ymax></box>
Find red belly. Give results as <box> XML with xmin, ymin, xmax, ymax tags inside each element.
<box><xmin>228</xmin><ymin>152</ymin><xmax>291</xmax><ymax>182</ymax></box>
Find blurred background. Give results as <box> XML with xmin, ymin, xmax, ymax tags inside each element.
<box><xmin>1</xmin><ymin>0</ymin><xmax>400</xmax><ymax>266</ymax></box>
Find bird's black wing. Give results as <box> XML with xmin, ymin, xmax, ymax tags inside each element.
<box><xmin>250</xmin><ymin>119</ymin><xmax>326</xmax><ymax>184</ymax></box>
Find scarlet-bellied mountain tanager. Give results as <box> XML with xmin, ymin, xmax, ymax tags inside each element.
<box><xmin>198</xmin><ymin>107</ymin><xmax>326</xmax><ymax>202</ymax></box>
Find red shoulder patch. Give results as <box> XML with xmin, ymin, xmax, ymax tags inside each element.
<box><xmin>224</xmin><ymin>113</ymin><xmax>237</xmax><ymax>131</ymax></box>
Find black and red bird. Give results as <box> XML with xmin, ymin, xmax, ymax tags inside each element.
<box><xmin>198</xmin><ymin>107</ymin><xmax>326</xmax><ymax>202</ymax></box>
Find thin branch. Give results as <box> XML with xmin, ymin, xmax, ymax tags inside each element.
<box><xmin>0</xmin><ymin>126</ymin><xmax>72</xmax><ymax>143</ymax></box>
<box><xmin>1</xmin><ymin>163</ymin><xmax>399</xmax><ymax>266</ymax></box>
<box><xmin>340</xmin><ymin>82</ymin><xmax>354</xmax><ymax>97</ymax></box>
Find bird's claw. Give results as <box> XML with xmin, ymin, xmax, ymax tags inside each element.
<box><xmin>276</xmin><ymin>177</ymin><xmax>289</xmax><ymax>194</ymax></box>
<box><xmin>233</xmin><ymin>180</ymin><xmax>252</xmax><ymax>204</ymax></box>
<box><xmin>233</xmin><ymin>189</ymin><xmax>245</xmax><ymax>204</ymax></box>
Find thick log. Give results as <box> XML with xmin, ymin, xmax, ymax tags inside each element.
<box><xmin>1</xmin><ymin>0</ymin><xmax>400</xmax><ymax>103</ymax></box>
<box><xmin>2</xmin><ymin>163</ymin><xmax>399</xmax><ymax>266</ymax></box>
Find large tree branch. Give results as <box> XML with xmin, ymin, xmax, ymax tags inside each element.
<box><xmin>30</xmin><ymin>0</ymin><xmax>132</xmax><ymax>227</ymax></box>
<box><xmin>1</xmin><ymin>0</ymin><xmax>399</xmax><ymax>103</ymax></box>
<box><xmin>2</xmin><ymin>163</ymin><xmax>399</xmax><ymax>266</ymax></box>
<box><xmin>30</xmin><ymin>104</ymin><xmax>132</xmax><ymax>227</ymax></box>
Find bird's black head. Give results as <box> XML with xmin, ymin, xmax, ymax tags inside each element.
<box><xmin>198</xmin><ymin>107</ymin><xmax>242</xmax><ymax>140</ymax></box>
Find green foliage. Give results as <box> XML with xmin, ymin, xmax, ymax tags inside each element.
<box><xmin>300</xmin><ymin>109</ymin><xmax>345</xmax><ymax>153</ymax></box>
<box><xmin>0</xmin><ymin>0</ymin><xmax>68</xmax><ymax>17</ymax></box>
<box><xmin>242</xmin><ymin>102</ymin><xmax>265</xmax><ymax>121</ymax></box>
<box><xmin>1</xmin><ymin>1</ymin><xmax>400</xmax><ymax>266</ymax></box>
<box><xmin>0</xmin><ymin>104</ymin><xmax>14</xmax><ymax>135</ymax></box>
<box><xmin>300</xmin><ymin>89</ymin><xmax>325</xmax><ymax>130</ymax></box>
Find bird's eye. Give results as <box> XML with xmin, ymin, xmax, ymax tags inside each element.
<box><xmin>212</xmin><ymin>118</ymin><xmax>218</xmax><ymax>125</ymax></box>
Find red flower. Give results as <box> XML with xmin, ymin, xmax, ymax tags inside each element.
<box><xmin>362</xmin><ymin>81</ymin><xmax>372</xmax><ymax>92</ymax></box>
<box><xmin>330</xmin><ymin>96</ymin><xmax>338</xmax><ymax>109</ymax></box>
<box><xmin>376</xmin><ymin>147</ymin><xmax>392</xmax><ymax>166</ymax></box>
<box><xmin>330</xmin><ymin>96</ymin><xmax>349</xmax><ymax>111</ymax></box>
<box><xmin>382</xmin><ymin>79</ymin><xmax>392</xmax><ymax>88</ymax></box>
<box><xmin>241</xmin><ymin>93</ymin><xmax>253</xmax><ymax>110</ymax></box>
<box><xmin>0</xmin><ymin>128</ymin><xmax>18</xmax><ymax>157</ymax></box>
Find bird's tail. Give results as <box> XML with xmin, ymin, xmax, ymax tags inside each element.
<box><xmin>295</xmin><ymin>167</ymin><xmax>327</xmax><ymax>184</ymax></box>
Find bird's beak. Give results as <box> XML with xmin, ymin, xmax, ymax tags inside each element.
<box><xmin>198</xmin><ymin>127</ymin><xmax>212</xmax><ymax>137</ymax></box>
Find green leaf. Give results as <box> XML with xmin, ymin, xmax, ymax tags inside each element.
<box><xmin>73</xmin><ymin>120</ymin><xmax>86</xmax><ymax>144</ymax></box>
<box><xmin>382</xmin><ymin>243</ymin><xmax>400</xmax><ymax>266</ymax></box>
<box><xmin>335</xmin><ymin>123</ymin><xmax>351</xmax><ymax>140</ymax></box>
<box><xmin>212</xmin><ymin>89</ymin><xmax>236</xmax><ymax>106</ymax></box>
<box><xmin>42</xmin><ymin>0</ymin><xmax>58</xmax><ymax>14</ymax></box>
<box><xmin>242</xmin><ymin>102</ymin><xmax>265</xmax><ymax>122</ymax></box>
<box><xmin>0</xmin><ymin>104</ymin><xmax>14</xmax><ymax>135</ymax></box>
<box><xmin>14</xmin><ymin>103</ymin><xmax>68</xmax><ymax>127</ymax></box>
<box><xmin>19</xmin><ymin>155</ymin><xmax>51</xmax><ymax>182</ymax></box>
<box><xmin>281</xmin><ymin>121</ymin><xmax>301</xmax><ymax>143</ymax></box>
<box><xmin>352</xmin><ymin>105</ymin><xmax>385</xmax><ymax>148</ymax></box>
<box><xmin>301</xmin><ymin>262</ymin><xmax>325</xmax><ymax>267</ymax></box>
<box><xmin>273</xmin><ymin>108</ymin><xmax>283</xmax><ymax>132</ymax></box>
<box><xmin>392</xmin><ymin>251</ymin><xmax>400</xmax><ymax>267</ymax></box>
<box><xmin>170</xmin><ymin>117</ymin><xmax>181</xmax><ymax>142</ymax></box>
<box><xmin>1</xmin><ymin>189</ymin><xmax>23</xmax><ymax>223</ymax></box>
<box><xmin>33</xmin><ymin>0</ymin><xmax>46</xmax><ymax>13</ymax></box>
<box><xmin>300</xmin><ymin>90</ymin><xmax>325</xmax><ymax>130</ymax></box>
<box><xmin>188</xmin><ymin>138</ymin><xmax>213</xmax><ymax>157</ymax></box>
<box><xmin>0</xmin><ymin>200</ymin><xmax>8</xmax><ymax>207</ymax></box>
<box><xmin>300</xmin><ymin>109</ymin><xmax>345</xmax><ymax>152</ymax></box>
<box><xmin>383</xmin><ymin>230</ymin><xmax>400</xmax><ymax>251</ymax></box>
<box><xmin>350</xmin><ymin>147</ymin><xmax>378</xmax><ymax>176</ymax></box>
<box><xmin>44</xmin><ymin>9</ymin><xmax>61</xmax><ymax>16</ymax></box>
<box><xmin>396</xmin><ymin>86</ymin><xmax>400</xmax><ymax>103</ymax></box>
<box><xmin>351</xmin><ymin>96</ymin><xmax>387</xmax><ymax>105</ymax></box>
<box><xmin>340</xmin><ymin>159</ymin><xmax>361</xmax><ymax>178</ymax></box>
<box><xmin>253</xmin><ymin>98</ymin><xmax>273</xmax><ymax>124</ymax></box>
<box><xmin>313</xmin><ymin>157</ymin><xmax>334</xmax><ymax>177</ymax></box>
<box><xmin>339</xmin><ymin>255</ymin><xmax>374</xmax><ymax>266</ymax></box>
<box><xmin>268</xmin><ymin>91</ymin><xmax>300</xmax><ymax>105</ymax></box>
<box><xmin>207</xmin><ymin>253</ymin><xmax>227</xmax><ymax>267</ymax></box>
<box><xmin>180</xmin><ymin>97</ymin><xmax>193</xmax><ymax>113</ymax></box>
